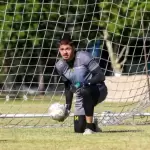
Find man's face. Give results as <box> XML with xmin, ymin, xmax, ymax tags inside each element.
<box><xmin>59</xmin><ymin>44</ymin><xmax>74</xmax><ymax>61</ymax></box>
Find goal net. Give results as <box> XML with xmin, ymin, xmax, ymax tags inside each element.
<box><xmin>0</xmin><ymin>0</ymin><xmax>150</xmax><ymax>128</ymax></box>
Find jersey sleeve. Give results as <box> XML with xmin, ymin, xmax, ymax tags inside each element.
<box><xmin>80</xmin><ymin>51</ymin><xmax>99</xmax><ymax>72</ymax></box>
<box><xmin>64</xmin><ymin>81</ymin><xmax>73</xmax><ymax>110</ymax></box>
<box><xmin>55</xmin><ymin>60</ymin><xmax>68</xmax><ymax>82</ymax></box>
<box><xmin>55</xmin><ymin>60</ymin><xmax>73</xmax><ymax>110</ymax></box>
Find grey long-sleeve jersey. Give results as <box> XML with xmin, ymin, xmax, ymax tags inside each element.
<box><xmin>55</xmin><ymin>51</ymin><xmax>105</xmax><ymax>87</ymax></box>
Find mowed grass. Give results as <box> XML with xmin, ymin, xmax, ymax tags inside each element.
<box><xmin>0</xmin><ymin>95</ymin><xmax>146</xmax><ymax>114</ymax></box>
<box><xmin>0</xmin><ymin>96</ymin><xmax>149</xmax><ymax>127</ymax></box>
<box><xmin>0</xmin><ymin>126</ymin><xmax>150</xmax><ymax>150</ymax></box>
<box><xmin>0</xmin><ymin>96</ymin><xmax>150</xmax><ymax>150</ymax></box>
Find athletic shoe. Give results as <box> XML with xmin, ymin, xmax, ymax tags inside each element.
<box><xmin>83</xmin><ymin>128</ymin><xmax>95</xmax><ymax>135</ymax></box>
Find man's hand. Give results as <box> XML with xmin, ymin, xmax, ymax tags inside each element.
<box><xmin>70</xmin><ymin>81</ymin><xmax>91</xmax><ymax>92</ymax></box>
<box><xmin>57</xmin><ymin>108</ymin><xmax>70</xmax><ymax>122</ymax></box>
<box><xmin>74</xmin><ymin>81</ymin><xmax>90</xmax><ymax>89</ymax></box>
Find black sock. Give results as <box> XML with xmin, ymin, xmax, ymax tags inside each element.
<box><xmin>86</xmin><ymin>123</ymin><xmax>96</xmax><ymax>131</ymax></box>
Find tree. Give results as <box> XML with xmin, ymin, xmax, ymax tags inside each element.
<box><xmin>0</xmin><ymin>0</ymin><xmax>42</xmax><ymax>92</ymax></box>
<box><xmin>0</xmin><ymin>0</ymin><xmax>101</xmax><ymax>93</ymax></box>
<box><xmin>97</xmin><ymin>0</ymin><xmax>150</xmax><ymax>75</ymax></box>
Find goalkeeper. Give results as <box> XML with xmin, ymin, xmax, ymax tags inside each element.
<box><xmin>55</xmin><ymin>36</ymin><xmax>108</xmax><ymax>135</ymax></box>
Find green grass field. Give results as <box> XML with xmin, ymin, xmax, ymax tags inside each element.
<box><xmin>0</xmin><ymin>126</ymin><xmax>150</xmax><ymax>150</ymax></box>
<box><xmin>0</xmin><ymin>96</ymin><xmax>150</xmax><ymax>150</ymax></box>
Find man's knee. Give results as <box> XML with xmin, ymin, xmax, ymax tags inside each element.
<box><xmin>74</xmin><ymin>115</ymin><xmax>86</xmax><ymax>133</ymax></box>
<box><xmin>97</xmin><ymin>84</ymin><xmax>108</xmax><ymax>104</ymax></box>
<box><xmin>79</xmin><ymin>87</ymin><xmax>97</xmax><ymax>116</ymax></box>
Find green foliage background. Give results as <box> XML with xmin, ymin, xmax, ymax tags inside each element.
<box><xmin>0</xmin><ymin>0</ymin><xmax>149</xmax><ymax>84</ymax></box>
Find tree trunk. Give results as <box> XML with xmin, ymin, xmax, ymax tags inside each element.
<box><xmin>103</xmin><ymin>30</ymin><xmax>129</xmax><ymax>76</ymax></box>
<box><xmin>38</xmin><ymin>59</ymin><xmax>45</xmax><ymax>95</ymax></box>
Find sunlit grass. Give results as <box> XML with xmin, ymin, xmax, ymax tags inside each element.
<box><xmin>0</xmin><ymin>95</ymin><xmax>150</xmax><ymax>149</ymax></box>
<box><xmin>0</xmin><ymin>126</ymin><xmax>150</xmax><ymax>150</ymax></box>
<box><xmin>0</xmin><ymin>94</ymin><xmax>150</xmax><ymax>127</ymax></box>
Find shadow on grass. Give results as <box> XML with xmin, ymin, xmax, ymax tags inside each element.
<box><xmin>0</xmin><ymin>140</ymin><xmax>16</xmax><ymax>142</ymax></box>
<box><xmin>102</xmin><ymin>129</ymin><xmax>144</xmax><ymax>133</ymax></box>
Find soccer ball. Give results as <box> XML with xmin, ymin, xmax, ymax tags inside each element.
<box><xmin>48</xmin><ymin>103</ymin><xmax>66</xmax><ymax>121</ymax></box>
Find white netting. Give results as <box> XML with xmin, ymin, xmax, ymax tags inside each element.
<box><xmin>0</xmin><ymin>0</ymin><xmax>150</xmax><ymax>127</ymax></box>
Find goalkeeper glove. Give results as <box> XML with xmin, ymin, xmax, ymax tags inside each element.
<box><xmin>58</xmin><ymin>108</ymin><xmax>70</xmax><ymax>122</ymax></box>
<box><xmin>74</xmin><ymin>81</ymin><xmax>90</xmax><ymax>89</ymax></box>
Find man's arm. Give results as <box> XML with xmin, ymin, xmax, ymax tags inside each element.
<box><xmin>55</xmin><ymin>61</ymin><xmax>73</xmax><ymax>110</ymax></box>
<box><xmin>87</xmin><ymin>60</ymin><xmax>105</xmax><ymax>85</ymax></box>
<box><xmin>64</xmin><ymin>81</ymin><xmax>73</xmax><ymax>110</ymax></box>
<box><xmin>81</xmin><ymin>51</ymin><xmax>105</xmax><ymax>85</ymax></box>
<box><xmin>55</xmin><ymin>69</ymin><xmax>73</xmax><ymax>110</ymax></box>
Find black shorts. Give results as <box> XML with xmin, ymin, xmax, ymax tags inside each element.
<box><xmin>89</xmin><ymin>83</ymin><xmax>108</xmax><ymax>106</ymax></box>
<box><xmin>74</xmin><ymin>83</ymin><xmax>108</xmax><ymax>115</ymax></box>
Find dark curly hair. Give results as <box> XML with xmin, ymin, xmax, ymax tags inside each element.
<box><xmin>58</xmin><ymin>34</ymin><xmax>74</xmax><ymax>47</ymax></box>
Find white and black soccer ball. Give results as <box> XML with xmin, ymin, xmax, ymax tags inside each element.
<box><xmin>48</xmin><ymin>103</ymin><xmax>66</xmax><ymax>121</ymax></box>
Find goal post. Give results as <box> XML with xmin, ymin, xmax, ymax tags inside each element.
<box><xmin>0</xmin><ymin>0</ymin><xmax>150</xmax><ymax>127</ymax></box>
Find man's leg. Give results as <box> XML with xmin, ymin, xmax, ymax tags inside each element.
<box><xmin>74</xmin><ymin>115</ymin><xmax>86</xmax><ymax>133</ymax></box>
<box><xmin>95</xmin><ymin>83</ymin><xmax>108</xmax><ymax>106</ymax></box>
<box><xmin>91</xmin><ymin>84</ymin><xmax>108</xmax><ymax>133</ymax></box>
<box><xmin>73</xmin><ymin>94</ymin><xmax>86</xmax><ymax>133</ymax></box>
<box><xmin>74</xmin><ymin>84</ymin><xmax>107</xmax><ymax>134</ymax></box>
<box><xmin>80</xmin><ymin>85</ymin><xmax>100</xmax><ymax>134</ymax></box>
